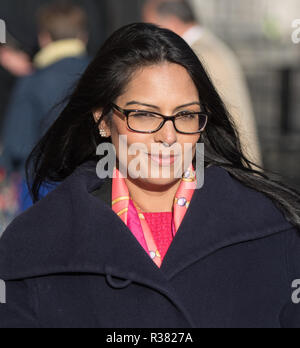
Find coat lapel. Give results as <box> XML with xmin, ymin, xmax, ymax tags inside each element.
<box><xmin>160</xmin><ymin>166</ymin><xmax>293</xmax><ymax>279</ymax></box>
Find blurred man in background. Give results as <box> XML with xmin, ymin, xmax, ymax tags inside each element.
<box><xmin>0</xmin><ymin>33</ymin><xmax>33</xmax><ymax>136</ymax></box>
<box><xmin>0</xmin><ymin>1</ymin><xmax>90</xmax><ymax>215</ymax></box>
<box><xmin>0</xmin><ymin>31</ymin><xmax>34</xmax><ymax>233</ymax></box>
<box><xmin>0</xmin><ymin>1</ymin><xmax>89</xmax><ymax>176</ymax></box>
<box><xmin>143</xmin><ymin>0</ymin><xmax>262</xmax><ymax>166</ymax></box>
<box><xmin>0</xmin><ymin>0</ymin><xmax>106</xmax><ymax>137</ymax></box>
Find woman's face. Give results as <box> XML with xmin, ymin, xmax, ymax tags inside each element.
<box><xmin>95</xmin><ymin>62</ymin><xmax>202</xmax><ymax>189</ymax></box>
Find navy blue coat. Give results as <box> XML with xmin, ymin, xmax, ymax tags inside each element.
<box><xmin>0</xmin><ymin>160</ymin><xmax>299</xmax><ymax>328</ymax></box>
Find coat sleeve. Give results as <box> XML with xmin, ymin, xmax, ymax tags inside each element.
<box><xmin>0</xmin><ymin>279</ymin><xmax>39</xmax><ymax>328</ymax></box>
<box><xmin>280</xmin><ymin>227</ymin><xmax>300</xmax><ymax>328</ymax></box>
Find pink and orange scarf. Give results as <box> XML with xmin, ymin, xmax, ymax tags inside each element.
<box><xmin>112</xmin><ymin>167</ymin><xmax>196</xmax><ymax>268</ymax></box>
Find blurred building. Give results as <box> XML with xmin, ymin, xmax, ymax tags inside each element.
<box><xmin>190</xmin><ymin>0</ymin><xmax>300</xmax><ymax>188</ymax></box>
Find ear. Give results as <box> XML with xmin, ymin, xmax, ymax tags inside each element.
<box><xmin>93</xmin><ymin>110</ymin><xmax>111</xmax><ymax>137</ymax></box>
<box><xmin>93</xmin><ymin>109</ymin><xmax>102</xmax><ymax>124</ymax></box>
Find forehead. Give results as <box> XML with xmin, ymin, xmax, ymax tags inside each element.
<box><xmin>118</xmin><ymin>63</ymin><xmax>199</xmax><ymax>106</ymax></box>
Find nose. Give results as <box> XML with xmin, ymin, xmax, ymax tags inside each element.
<box><xmin>154</xmin><ymin>119</ymin><xmax>178</xmax><ymax>147</ymax></box>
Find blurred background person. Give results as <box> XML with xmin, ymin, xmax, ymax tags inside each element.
<box><xmin>0</xmin><ymin>0</ymin><xmax>106</xmax><ymax>144</ymax></box>
<box><xmin>143</xmin><ymin>0</ymin><xmax>263</xmax><ymax>166</ymax></box>
<box><xmin>0</xmin><ymin>1</ymin><xmax>89</xmax><ymax>175</ymax></box>
<box><xmin>0</xmin><ymin>1</ymin><xmax>90</xmax><ymax>213</ymax></box>
<box><xmin>0</xmin><ymin>0</ymin><xmax>106</xmax><ymax>137</ymax></box>
<box><xmin>0</xmin><ymin>0</ymin><xmax>106</xmax><ymax>58</ymax></box>
<box><xmin>0</xmin><ymin>0</ymin><xmax>107</xmax><ymax>233</ymax></box>
<box><xmin>0</xmin><ymin>33</ymin><xmax>33</xmax><ymax>138</ymax></box>
<box><xmin>0</xmin><ymin>34</ymin><xmax>33</xmax><ymax>233</ymax></box>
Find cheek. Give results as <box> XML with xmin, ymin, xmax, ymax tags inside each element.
<box><xmin>109</xmin><ymin>118</ymin><xmax>130</xmax><ymax>151</ymax></box>
<box><xmin>110</xmin><ymin>123</ymin><xmax>153</xmax><ymax>163</ymax></box>
<box><xmin>179</xmin><ymin>135</ymin><xmax>201</xmax><ymax>154</ymax></box>
<box><xmin>110</xmin><ymin>117</ymin><xmax>128</xmax><ymax>138</ymax></box>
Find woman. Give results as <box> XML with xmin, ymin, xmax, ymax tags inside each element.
<box><xmin>0</xmin><ymin>23</ymin><xmax>299</xmax><ymax>328</ymax></box>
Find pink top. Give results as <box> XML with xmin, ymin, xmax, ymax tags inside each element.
<box><xmin>143</xmin><ymin>212</ymin><xmax>174</xmax><ymax>262</ymax></box>
<box><xmin>112</xmin><ymin>166</ymin><xmax>197</xmax><ymax>268</ymax></box>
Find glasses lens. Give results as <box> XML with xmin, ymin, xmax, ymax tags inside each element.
<box><xmin>175</xmin><ymin>113</ymin><xmax>207</xmax><ymax>134</ymax></box>
<box><xmin>127</xmin><ymin>111</ymin><xmax>207</xmax><ymax>133</ymax></box>
<box><xmin>128</xmin><ymin>112</ymin><xmax>163</xmax><ymax>132</ymax></box>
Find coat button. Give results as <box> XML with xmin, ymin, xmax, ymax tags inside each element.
<box><xmin>106</xmin><ymin>274</ymin><xmax>132</xmax><ymax>289</ymax></box>
<box><xmin>105</xmin><ymin>266</ymin><xmax>132</xmax><ymax>289</ymax></box>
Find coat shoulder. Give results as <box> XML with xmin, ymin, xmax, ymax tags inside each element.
<box><xmin>0</xmin><ymin>161</ymin><xmax>102</xmax><ymax>280</ymax></box>
<box><xmin>0</xmin><ymin>175</ymin><xmax>75</xmax><ymax>280</ymax></box>
<box><xmin>205</xmin><ymin>166</ymin><xmax>295</xmax><ymax>234</ymax></box>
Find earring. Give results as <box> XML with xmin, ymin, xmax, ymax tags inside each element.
<box><xmin>99</xmin><ymin>128</ymin><xmax>108</xmax><ymax>137</ymax></box>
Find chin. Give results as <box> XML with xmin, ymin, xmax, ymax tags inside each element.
<box><xmin>131</xmin><ymin>176</ymin><xmax>181</xmax><ymax>192</ymax></box>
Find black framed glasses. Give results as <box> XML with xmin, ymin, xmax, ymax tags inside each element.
<box><xmin>111</xmin><ymin>103</ymin><xmax>208</xmax><ymax>135</ymax></box>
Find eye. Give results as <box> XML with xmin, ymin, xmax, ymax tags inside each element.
<box><xmin>176</xmin><ymin>112</ymin><xmax>198</xmax><ymax>119</ymax></box>
<box><xmin>132</xmin><ymin>112</ymin><xmax>159</xmax><ymax>118</ymax></box>
<box><xmin>177</xmin><ymin>110</ymin><xmax>198</xmax><ymax>115</ymax></box>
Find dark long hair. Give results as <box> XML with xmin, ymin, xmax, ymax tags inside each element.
<box><xmin>25</xmin><ymin>23</ymin><xmax>300</xmax><ymax>229</ymax></box>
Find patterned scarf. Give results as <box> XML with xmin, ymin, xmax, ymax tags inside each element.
<box><xmin>112</xmin><ymin>166</ymin><xmax>196</xmax><ymax>268</ymax></box>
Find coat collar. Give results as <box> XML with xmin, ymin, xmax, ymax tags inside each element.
<box><xmin>0</xmin><ymin>160</ymin><xmax>293</xmax><ymax>284</ymax></box>
<box><xmin>33</xmin><ymin>39</ymin><xmax>86</xmax><ymax>69</ymax></box>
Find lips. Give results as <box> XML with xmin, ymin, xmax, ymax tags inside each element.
<box><xmin>148</xmin><ymin>153</ymin><xmax>180</xmax><ymax>166</ymax></box>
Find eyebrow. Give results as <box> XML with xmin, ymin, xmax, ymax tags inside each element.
<box><xmin>125</xmin><ymin>101</ymin><xmax>201</xmax><ymax>112</ymax></box>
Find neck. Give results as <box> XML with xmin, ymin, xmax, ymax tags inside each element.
<box><xmin>125</xmin><ymin>178</ymin><xmax>181</xmax><ymax>213</ymax></box>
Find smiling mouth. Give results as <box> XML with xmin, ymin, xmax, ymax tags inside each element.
<box><xmin>147</xmin><ymin>153</ymin><xmax>180</xmax><ymax>166</ymax></box>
